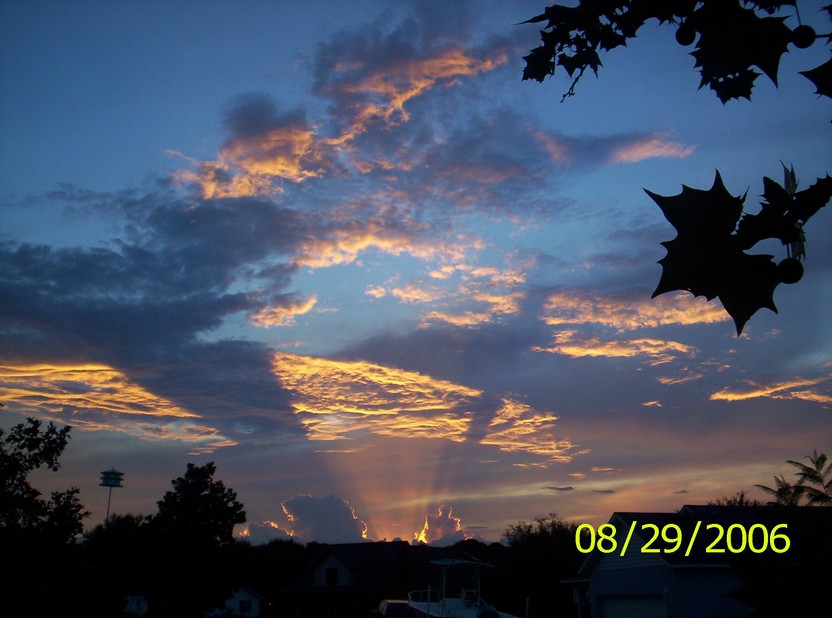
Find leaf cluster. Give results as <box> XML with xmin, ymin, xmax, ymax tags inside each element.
<box><xmin>648</xmin><ymin>170</ymin><xmax>832</xmax><ymax>333</ymax></box>
<box><xmin>522</xmin><ymin>0</ymin><xmax>831</xmax><ymax>104</ymax></box>
<box><xmin>0</xmin><ymin>417</ymin><xmax>88</xmax><ymax>541</ymax></box>
<box><xmin>755</xmin><ymin>449</ymin><xmax>832</xmax><ymax>506</ymax></box>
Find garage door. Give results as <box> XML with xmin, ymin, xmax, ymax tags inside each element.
<box><xmin>600</xmin><ymin>595</ymin><xmax>667</xmax><ymax>618</ymax></box>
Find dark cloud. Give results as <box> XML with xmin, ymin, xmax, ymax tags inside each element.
<box><xmin>592</xmin><ymin>489</ymin><xmax>616</xmax><ymax>495</ymax></box>
<box><xmin>222</xmin><ymin>93</ymin><xmax>308</xmax><ymax>139</ymax></box>
<box><xmin>241</xmin><ymin>520</ymin><xmax>291</xmax><ymax>545</ymax></box>
<box><xmin>281</xmin><ymin>495</ymin><xmax>368</xmax><ymax>544</ymax></box>
<box><xmin>544</xmin><ymin>486</ymin><xmax>575</xmax><ymax>493</ymax></box>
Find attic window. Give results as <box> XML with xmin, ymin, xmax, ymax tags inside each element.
<box><xmin>326</xmin><ymin>567</ymin><xmax>338</xmax><ymax>586</ymax></box>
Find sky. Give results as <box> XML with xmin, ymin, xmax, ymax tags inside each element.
<box><xmin>1</xmin><ymin>0</ymin><xmax>830</xmax><ymax>545</ymax></box>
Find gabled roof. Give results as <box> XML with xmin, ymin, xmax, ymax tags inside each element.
<box><xmin>286</xmin><ymin>541</ymin><xmax>411</xmax><ymax>595</ymax></box>
<box><xmin>284</xmin><ymin>541</ymin><xmax>478</xmax><ymax>597</ymax></box>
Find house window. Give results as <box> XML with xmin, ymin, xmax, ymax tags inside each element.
<box><xmin>326</xmin><ymin>567</ymin><xmax>339</xmax><ymax>585</ymax></box>
<box><xmin>239</xmin><ymin>599</ymin><xmax>252</xmax><ymax>614</ymax></box>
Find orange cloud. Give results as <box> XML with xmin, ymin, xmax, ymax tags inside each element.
<box><xmin>332</xmin><ymin>48</ymin><xmax>508</xmax><ymax>142</ymax></box>
<box><xmin>419</xmin><ymin>309</ymin><xmax>495</xmax><ymax>328</ymax></box>
<box><xmin>532</xmin><ymin>330</ymin><xmax>695</xmax><ymax>363</ymax></box>
<box><xmin>474</xmin><ymin>290</ymin><xmax>525</xmax><ymax>315</ymax></box>
<box><xmin>291</xmin><ymin>220</ymin><xmax>481</xmax><ymax>269</ymax></box>
<box><xmin>170</xmin><ymin>116</ymin><xmax>326</xmax><ymax>199</ymax></box>
<box><xmin>0</xmin><ymin>364</ymin><xmax>235</xmax><ymax>453</ymax></box>
<box><xmin>271</xmin><ymin>352</ymin><xmax>480</xmax><ymax>441</ymax></box>
<box><xmin>481</xmin><ymin>398</ymin><xmax>576</xmax><ymax>463</ymax></box>
<box><xmin>391</xmin><ymin>281</ymin><xmax>444</xmax><ymax>304</ymax></box>
<box><xmin>709</xmin><ymin>375</ymin><xmax>832</xmax><ymax>404</ymax></box>
<box><xmin>250</xmin><ymin>294</ymin><xmax>317</xmax><ymax>327</ymax></box>
<box><xmin>611</xmin><ymin>137</ymin><xmax>695</xmax><ymax>163</ymax></box>
<box><xmin>541</xmin><ymin>290</ymin><xmax>728</xmax><ymax>331</ymax></box>
<box><xmin>173</xmin><ymin>161</ymin><xmax>282</xmax><ymax>200</ymax></box>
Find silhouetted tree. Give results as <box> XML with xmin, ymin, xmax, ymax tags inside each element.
<box><xmin>152</xmin><ymin>461</ymin><xmax>246</xmax><ymax>547</ymax></box>
<box><xmin>0</xmin><ymin>417</ymin><xmax>89</xmax><ymax>616</ymax></box>
<box><xmin>145</xmin><ymin>461</ymin><xmax>246</xmax><ymax>618</ymax></box>
<box><xmin>755</xmin><ymin>473</ymin><xmax>805</xmax><ymax>505</ymax></box>
<box><xmin>522</xmin><ymin>1</ymin><xmax>832</xmax><ymax>333</ymax></box>
<box><xmin>755</xmin><ymin>449</ymin><xmax>832</xmax><ymax>505</ymax></box>
<box><xmin>501</xmin><ymin>513</ymin><xmax>586</xmax><ymax>618</ymax></box>
<box><xmin>0</xmin><ymin>416</ymin><xmax>88</xmax><ymax>539</ymax></box>
<box><xmin>707</xmin><ymin>489</ymin><xmax>763</xmax><ymax>506</ymax></box>
<box><xmin>787</xmin><ymin>448</ymin><xmax>832</xmax><ymax>505</ymax></box>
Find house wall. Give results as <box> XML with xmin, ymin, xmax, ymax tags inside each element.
<box><xmin>586</xmin><ymin>565</ymin><xmax>753</xmax><ymax>618</ymax></box>
<box><xmin>666</xmin><ymin>568</ymin><xmax>751</xmax><ymax>618</ymax></box>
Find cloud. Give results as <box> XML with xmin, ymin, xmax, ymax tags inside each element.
<box><xmin>271</xmin><ymin>352</ymin><xmax>480</xmax><ymax>442</ymax></box>
<box><xmin>709</xmin><ymin>374</ymin><xmax>832</xmax><ymax>404</ymax></box>
<box><xmin>481</xmin><ymin>398</ymin><xmax>576</xmax><ymax>463</ymax></box>
<box><xmin>311</xmin><ymin>16</ymin><xmax>509</xmax><ymax>145</ymax></box>
<box><xmin>250</xmin><ymin>294</ymin><xmax>317</xmax><ymax>328</ymax></box>
<box><xmin>544</xmin><ymin>486</ymin><xmax>575</xmax><ymax>493</ymax></box>
<box><xmin>540</xmin><ymin>290</ymin><xmax>728</xmax><ymax>332</ymax></box>
<box><xmin>174</xmin><ymin>94</ymin><xmax>327</xmax><ymax>198</ymax></box>
<box><xmin>0</xmin><ymin>364</ymin><xmax>236</xmax><ymax>454</ymax></box>
<box><xmin>533</xmin><ymin>330</ymin><xmax>696</xmax><ymax>364</ymax></box>
<box><xmin>271</xmin><ymin>351</ymin><xmax>578</xmax><ymax>465</ymax></box>
<box><xmin>281</xmin><ymin>495</ymin><xmax>368</xmax><ymax>544</ymax></box>
<box><xmin>610</xmin><ymin>136</ymin><xmax>695</xmax><ymax>163</ymax></box>
<box><xmin>414</xmin><ymin>505</ymin><xmax>468</xmax><ymax>546</ymax></box>
<box><xmin>239</xmin><ymin>520</ymin><xmax>292</xmax><ymax>545</ymax></box>
<box><xmin>533</xmin><ymin>131</ymin><xmax>693</xmax><ymax>167</ymax></box>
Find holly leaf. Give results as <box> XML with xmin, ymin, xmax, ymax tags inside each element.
<box><xmin>647</xmin><ymin>171</ymin><xmax>780</xmax><ymax>334</ymax></box>
<box><xmin>791</xmin><ymin>174</ymin><xmax>832</xmax><ymax>222</ymax></box>
<box><xmin>687</xmin><ymin>0</ymin><xmax>791</xmax><ymax>102</ymax></box>
<box><xmin>800</xmin><ymin>55</ymin><xmax>832</xmax><ymax>99</ymax></box>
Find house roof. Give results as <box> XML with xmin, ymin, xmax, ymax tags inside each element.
<box><xmin>285</xmin><ymin>541</ymin><xmax>410</xmax><ymax>596</ymax></box>
<box><xmin>283</xmin><ymin>541</ymin><xmax>479</xmax><ymax>597</ymax></box>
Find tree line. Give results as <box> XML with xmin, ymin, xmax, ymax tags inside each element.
<box><xmin>1</xmin><ymin>416</ymin><xmax>828</xmax><ymax>617</ymax></box>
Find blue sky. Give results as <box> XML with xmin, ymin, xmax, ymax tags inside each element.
<box><xmin>1</xmin><ymin>0</ymin><xmax>830</xmax><ymax>544</ymax></box>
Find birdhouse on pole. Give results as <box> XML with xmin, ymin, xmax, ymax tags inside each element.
<box><xmin>100</xmin><ymin>468</ymin><xmax>124</xmax><ymax>521</ymax></box>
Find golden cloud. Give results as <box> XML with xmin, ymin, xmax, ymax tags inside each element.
<box><xmin>709</xmin><ymin>375</ymin><xmax>832</xmax><ymax>404</ymax></box>
<box><xmin>291</xmin><ymin>220</ymin><xmax>481</xmax><ymax>269</ymax></box>
<box><xmin>271</xmin><ymin>353</ymin><xmax>577</xmax><ymax>464</ymax></box>
<box><xmin>541</xmin><ymin>290</ymin><xmax>728</xmax><ymax>331</ymax></box>
<box><xmin>0</xmin><ymin>364</ymin><xmax>235</xmax><ymax>453</ymax></box>
<box><xmin>333</xmin><ymin>48</ymin><xmax>508</xmax><ymax>142</ymax></box>
<box><xmin>481</xmin><ymin>398</ymin><xmax>576</xmax><ymax>463</ymax></box>
<box><xmin>419</xmin><ymin>310</ymin><xmax>494</xmax><ymax>328</ymax></box>
<box><xmin>271</xmin><ymin>352</ymin><xmax>480</xmax><ymax>441</ymax></box>
<box><xmin>171</xmin><ymin>120</ymin><xmax>325</xmax><ymax>199</ymax></box>
<box><xmin>250</xmin><ymin>294</ymin><xmax>318</xmax><ymax>328</ymax></box>
<box><xmin>391</xmin><ymin>282</ymin><xmax>444</xmax><ymax>304</ymax></box>
<box><xmin>532</xmin><ymin>330</ymin><xmax>694</xmax><ymax>363</ymax></box>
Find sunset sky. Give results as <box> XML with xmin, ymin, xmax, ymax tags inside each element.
<box><xmin>1</xmin><ymin>0</ymin><xmax>830</xmax><ymax>545</ymax></box>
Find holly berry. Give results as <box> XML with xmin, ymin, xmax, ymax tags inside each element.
<box><xmin>778</xmin><ymin>258</ymin><xmax>804</xmax><ymax>284</ymax></box>
<box><xmin>675</xmin><ymin>23</ymin><xmax>696</xmax><ymax>46</ymax></box>
<box><xmin>791</xmin><ymin>25</ymin><xmax>816</xmax><ymax>49</ymax></box>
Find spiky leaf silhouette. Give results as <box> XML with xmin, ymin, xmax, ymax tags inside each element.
<box><xmin>649</xmin><ymin>171</ymin><xmax>831</xmax><ymax>334</ymax></box>
<box><xmin>648</xmin><ymin>172</ymin><xmax>779</xmax><ymax>333</ymax></box>
<box><xmin>800</xmin><ymin>54</ymin><xmax>832</xmax><ymax>98</ymax></box>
